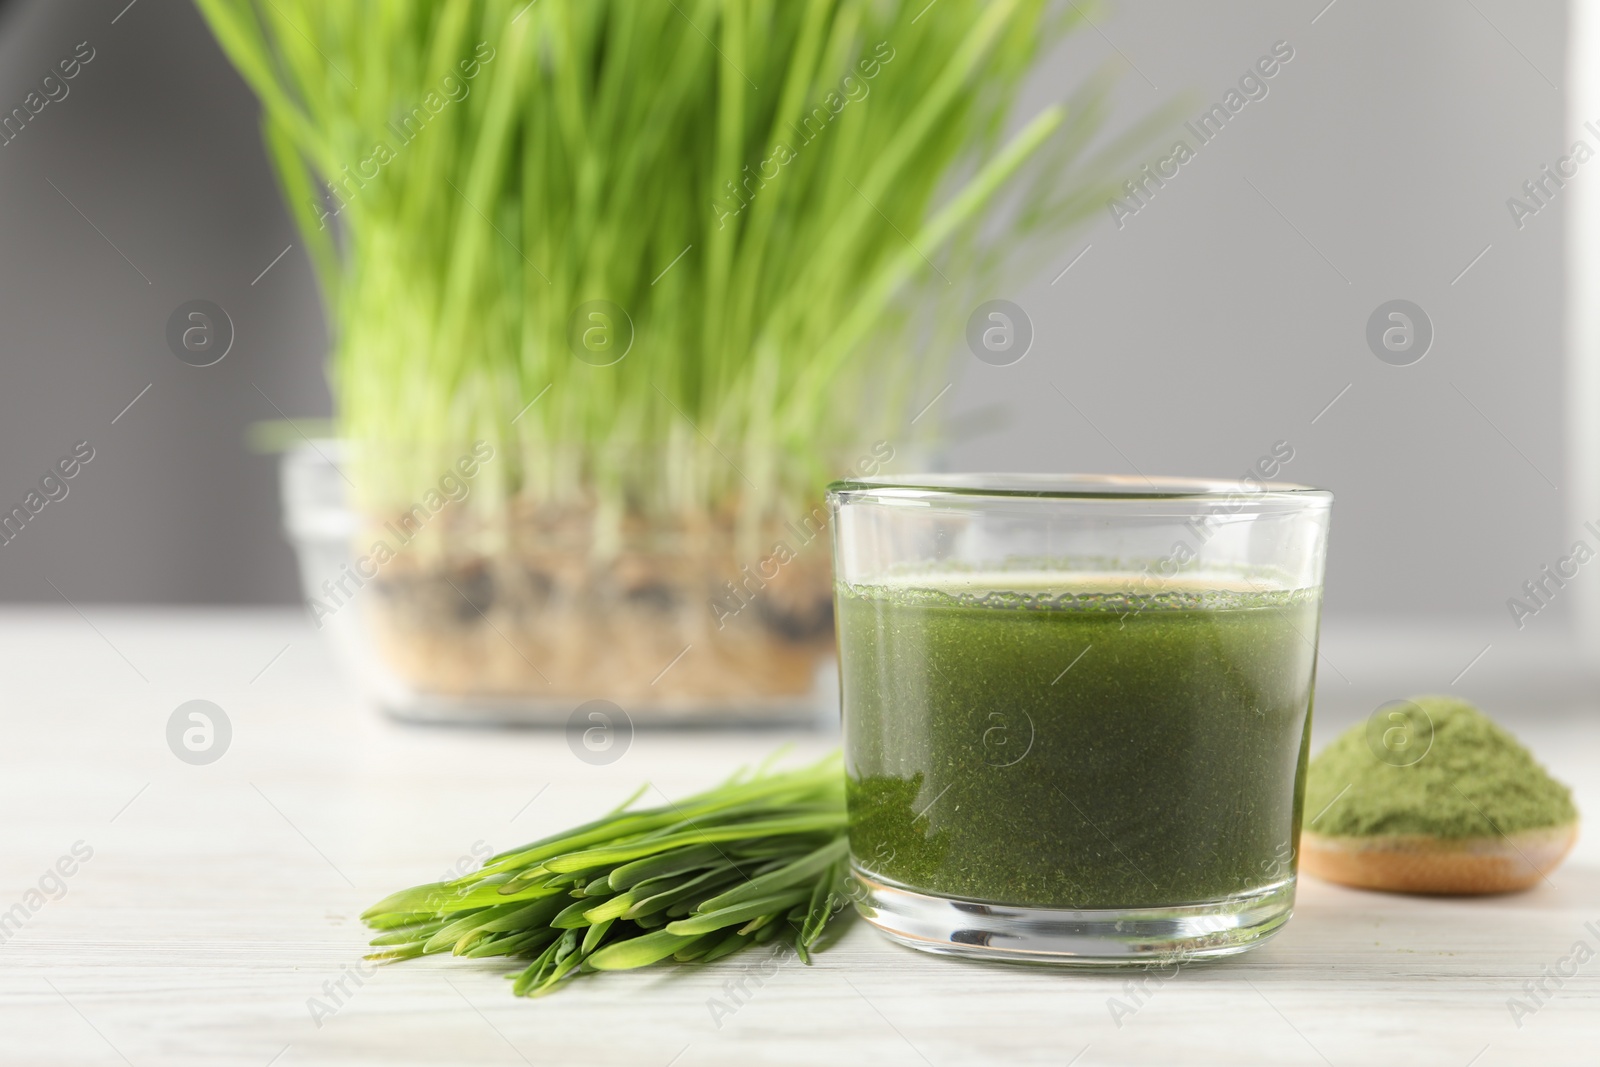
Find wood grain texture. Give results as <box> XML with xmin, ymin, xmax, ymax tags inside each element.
<box><xmin>0</xmin><ymin>609</ymin><xmax>1595</xmax><ymax>1066</ymax></box>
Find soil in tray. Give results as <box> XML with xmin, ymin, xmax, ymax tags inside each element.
<box><xmin>364</xmin><ymin>526</ymin><xmax>836</xmax><ymax>706</ymax></box>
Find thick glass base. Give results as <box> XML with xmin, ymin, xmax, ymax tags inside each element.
<box><xmin>851</xmin><ymin>866</ymin><xmax>1296</xmax><ymax>965</ymax></box>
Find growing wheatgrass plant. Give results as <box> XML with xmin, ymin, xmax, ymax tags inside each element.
<box><xmin>360</xmin><ymin>754</ymin><xmax>849</xmax><ymax>995</ymax></box>
<box><xmin>194</xmin><ymin>0</ymin><xmax>1163</xmax><ymax>546</ymax></box>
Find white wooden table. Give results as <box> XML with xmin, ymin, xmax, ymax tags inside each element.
<box><xmin>1</xmin><ymin>609</ymin><xmax>1595</xmax><ymax>1066</ymax></box>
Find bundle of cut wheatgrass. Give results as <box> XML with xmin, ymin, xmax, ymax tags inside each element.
<box><xmin>360</xmin><ymin>755</ymin><xmax>849</xmax><ymax>995</ymax></box>
<box><xmin>194</xmin><ymin>0</ymin><xmax>1164</xmax><ymax>532</ymax></box>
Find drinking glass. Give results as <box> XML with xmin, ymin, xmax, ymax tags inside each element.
<box><xmin>827</xmin><ymin>473</ymin><xmax>1333</xmax><ymax>962</ymax></box>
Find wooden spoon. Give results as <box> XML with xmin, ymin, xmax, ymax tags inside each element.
<box><xmin>1300</xmin><ymin>823</ymin><xmax>1578</xmax><ymax>894</ymax></box>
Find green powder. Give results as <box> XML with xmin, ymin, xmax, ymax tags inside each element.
<box><xmin>1305</xmin><ymin>695</ymin><xmax>1577</xmax><ymax>839</ymax></box>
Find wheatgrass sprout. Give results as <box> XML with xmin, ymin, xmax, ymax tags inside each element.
<box><xmin>193</xmin><ymin>0</ymin><xmax>1164</xmax><ymax>542</ymax></box>
<box><xmin>358</xmin><ymin>754</ymin><xmax>851</xmax><ymax>995</ymax></box>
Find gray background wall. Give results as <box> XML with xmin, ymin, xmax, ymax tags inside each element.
<box><xmin>0</xmin><ymin>0</ymin><xmax>1571</xmax><ymax>638</ymax></box>
<box><xmin>0</xmin><ymin>0</ymin><xmax>329</xmax><ymax>603</ymax></box>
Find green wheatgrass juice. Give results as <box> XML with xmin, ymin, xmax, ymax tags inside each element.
<box><xmin>839</xmin><ymin>570</ymin><xmax>1321</xmax><ymax>909</ymax></box>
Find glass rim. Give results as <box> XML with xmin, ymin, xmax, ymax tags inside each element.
<box><xmin>827</xmin><ymin>472</ymin><xmax>1332</xmax><ymax>503</ymax></box>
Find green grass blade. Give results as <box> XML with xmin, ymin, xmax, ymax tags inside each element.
<box><xmin>586</xmin><ymin>929</ymin><xmax>701</xmax><ymax>971</ymax></box>
<box><xmin>665</xmin><ymin>889</ymin><xmax>812</xmax><ymax>937</ymax></box>
<box><xmin>696</xmin><ymin>837</ymin><xmax>847</xmax><ymax>914</ymax></box>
